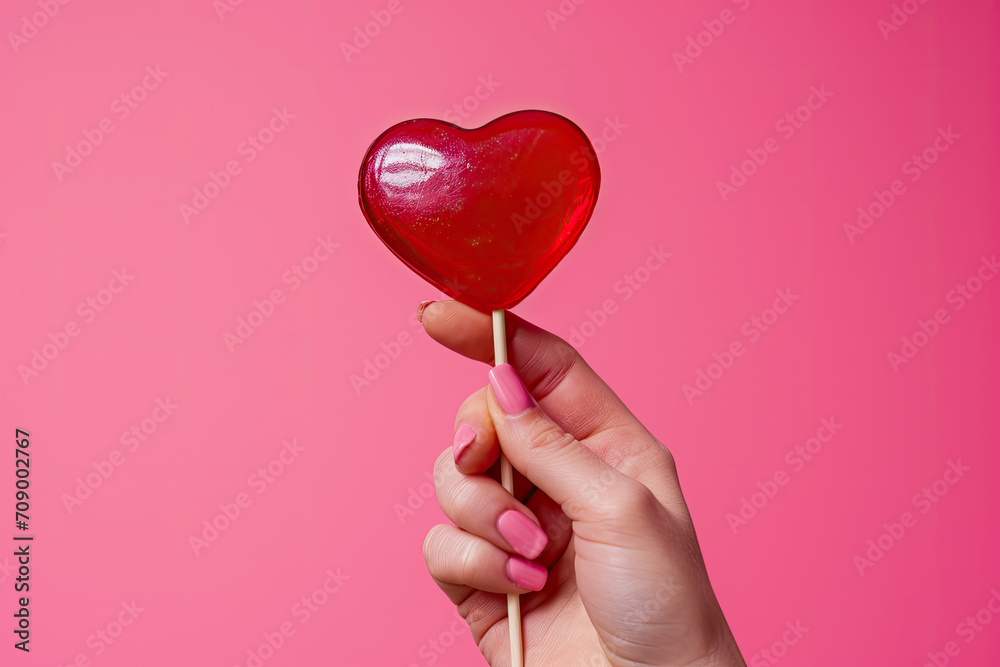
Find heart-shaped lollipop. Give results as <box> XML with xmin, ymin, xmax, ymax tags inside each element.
<box><xmin>358</xmin><ymin>110</ymin><xmax>601</xmax><ymax>667</ymax></box>
<box><xmin>358</xmin><ymin>110</ymin><xmax>601</xmax><ymax>312</ymax></box>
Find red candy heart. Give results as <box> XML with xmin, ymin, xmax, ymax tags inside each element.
<box><xmin>358</xmin><ymin>110</ymin><xmax>601</xmax><ymax>312</ymax></box>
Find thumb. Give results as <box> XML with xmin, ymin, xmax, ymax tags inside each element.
<box><xmin>419</xmin><ymin>300</ymin><xmax>639</xmax><ymax>441</ymax></box>
<box><xmin>487</xmin><ymin>363</ymin><xmax>634</xmax><ymax>522</ymax></box>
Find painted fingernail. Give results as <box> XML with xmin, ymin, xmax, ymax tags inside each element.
<box><xmin>497</xmin><ymin>510</ymin><xmax>549</xmax><ymax>559</ymax></box>
<box><xmin>416</xmin><ymin>300</ymin><xmax>436</xmax><ymax>323</ymax></box>
<box><xmin>488</xmin><ymin>363</ymin><xmax>536</xmax><ymax>415</ymax></box>
<box><xmin>506</xmin><ymin>557</ymin><xmax>547</xmax><ymax>591</ymax></box>
<box><xmin>453</xmin><ymin>424</ymin><xmax>476</xmax><ymax>464</ymax></box>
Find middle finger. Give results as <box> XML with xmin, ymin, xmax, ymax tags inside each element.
<box><xmin>434</xmin><ymin>447</ymin><xmax>549</xmax><ymax>560</ymax></box>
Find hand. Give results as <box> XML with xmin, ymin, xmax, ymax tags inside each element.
<box><xmin>419</xmin><ymin>300</ymin><xmax>745</xmax><ymax>667</ymax></box>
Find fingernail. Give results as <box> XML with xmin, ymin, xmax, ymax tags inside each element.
<box><xmin>453</xmin><ymin>424</ymin><xmax>476</xmax><ymax>464</ymax></box>
<box><xmin>497</xmin><ymin>510</ymin><xmax>549</xmax><ymax>559</ymax></box>
<box><xmin>416</xmin><ymin>300</ymin><xmax>436</xmax><ymax>323</ymax></box>
<box><xmin>506</xmin><ymin>557</ymin><xmax>547</xmax><ymax>591</ymax></box>
<box><xmin>488</xmin><ymin>363</ymin><xmax>536</xmax><ymax>415</ymax></box>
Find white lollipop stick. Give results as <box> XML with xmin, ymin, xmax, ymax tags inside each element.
<box><xmin>492</xmin><ymin>308</ymin><xmax>523</xmax><ymax>667</ymax></box>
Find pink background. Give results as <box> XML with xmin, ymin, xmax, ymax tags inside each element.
<box><xmin>2</xmin><ymin>1</ymin><xmax>999</xmax><ymax>665</ymax></box>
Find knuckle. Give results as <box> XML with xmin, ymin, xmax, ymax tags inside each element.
<box><xmin>433</xmin><ymin>448</ymin><xmax>453</xmax><ymax>486</ymax></box>
<box><xmin>457</xmin><ymin>538</ymin><xmax>478</xmax><ymax>586</ymax></box>
<box><xmin>511</xmin><ymin>328</ymin><xmax>582</xmax><ymax>395</ymax></box>
<box><xmin>609</xmin><ymin>480</ymin><xmax>660</xmax><ymax>519</ymax></box>
<box><xmin>454</xmin><ymin>387</ymin><xmax>487</xmax><ymax>428</ymax></box>
<box><xmin>657</xmin><ymin>441</ymin><xmax>678</xmax><ymax>477</ymax></box>
<box><xmin>458</xmin><ymin>594</ymin><xmax>489</xmax><ymax>627</ymax></box>
<box><xmin>653</xmin><ymin>445</ymin><xmax>677</xmax><ymax>483</ymax></box>
<box><xmin>523</xmin><ymin>420</ymin><xmax>577</xmax><ymax>454</ymax></box>
<box><xmin>551</xmin><ymin>334</ymin><xmax>583</xmax><ymax>368</ymax></box>
<box><xmin>436</xmin><ymin>473</ymin><xmax>489</xmax><ymax>525</ymax></box>
<box><xmin>445</xmin><ymin>477</ymin><xmax>480</xmax><ymax>517</ymax></box>
<box><xmin>422</xmin><ymin>524</ymin><xmax>448</xmax><ymax>566</ymax></box>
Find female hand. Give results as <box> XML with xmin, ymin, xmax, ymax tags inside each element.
<box><xmin>419</xmin><ymin>300</ymin><xmax>745</xmax><ymax>667</ymax></box>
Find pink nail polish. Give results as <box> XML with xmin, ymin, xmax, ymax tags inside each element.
<box><xmin>416</xmin><ymin>300</ymin><xmax>436</xmax><ymax>323</ymax></box>
<box><xmin>488</xmin><ymin>363</ymin><xmax>536</xmax><ymax>415</ymax></box>
<box><xmin>453</xmin><ymin>424</ymin><xmax>476</xmax><ymax>463</ymax></box>
<box><xmin>506</xmin><ymin>557</ymin><xmax>547</xmax><ymax>591</ymax></box>
<box><xmin>497</xmin><ymin>510</ymin><xmax>548</xmax><ymax>559</ymax></box>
